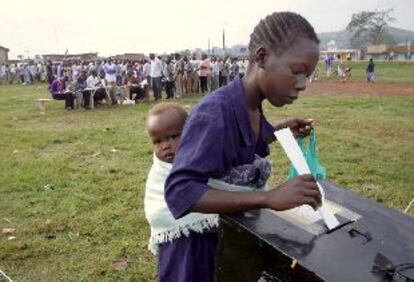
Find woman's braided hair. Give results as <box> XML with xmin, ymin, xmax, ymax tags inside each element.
<box><xmin>248</xmin><ymin>12</ymin><xmax>319</xmax><ymax>63</ymax></box>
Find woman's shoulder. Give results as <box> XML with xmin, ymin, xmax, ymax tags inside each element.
<box><xmin>188</xmin><ymin>89</ymin><xmax>233</xmax><ymax>127</ymax></box>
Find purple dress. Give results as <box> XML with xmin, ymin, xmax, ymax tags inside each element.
<box><xmin>162</xmin><ymin>77</ymin><xmax>274</xmax><ymax>282</ymax></box>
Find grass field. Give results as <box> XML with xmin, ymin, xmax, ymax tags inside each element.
<box><xmin>317</xmin><ymin>61</ymin><xmax>414</xmax><ymax>83</ymax></box>
<box><xmin>0</xmin><ymin>81</ymin><xmax>413</xmax><ymax>281</ymax></box>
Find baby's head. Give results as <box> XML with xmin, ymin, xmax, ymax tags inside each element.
<box><xmin>146</xmin><ymin>102</ymin><xmax>188</xmax><ymax>163</ymax></box>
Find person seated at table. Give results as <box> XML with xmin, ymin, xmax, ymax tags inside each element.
<box><xmin>85</xmin><ymin>70</ymin><xmax>109</xmax><ymax>107</ymax></box>
<box><xmin>124</xmin><ymin>70</ymin><xmax>147</xmax><ymax>103</ymax></box>
<box><xmin>70</xmin><ymin>71</ymin><xmax>87</xmax><ymax>108</ymax></box>
<box><xmin>84</xmin><ymin>71</ymin><xmax>99</xmax><ymax>108</ymax></box>
<box><xmin>50</xmin><ymin>77</ymin><xmax>75</xmax><ymax>111</ymax></box>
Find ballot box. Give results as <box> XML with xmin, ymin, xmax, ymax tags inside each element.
<box><xmin>216</xmin><ymin>181</ymin><xmax>414</xmax><ymax>282</ymax></box>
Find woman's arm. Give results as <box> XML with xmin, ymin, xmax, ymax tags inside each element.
<box><xmin>191</xmin><ymin>174</ymin><xmax>321</xmax><ymax>213</ymax></box>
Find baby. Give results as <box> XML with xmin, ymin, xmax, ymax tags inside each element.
<box><xmin>144</xmin><ymin>102</ymin><xmax>218</xmax><ymax>256</ymax></box>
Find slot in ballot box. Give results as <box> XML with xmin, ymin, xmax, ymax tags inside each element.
<box><xmin>216</xmin><ymin>181</ymin><xmax>414</xmax><ymax>282</ymax></box>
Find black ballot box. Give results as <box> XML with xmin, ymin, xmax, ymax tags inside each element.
<box><xmin>216</xmin><ymin>181</ymin><xmax>414</xmax><ymax>282</ymax></box>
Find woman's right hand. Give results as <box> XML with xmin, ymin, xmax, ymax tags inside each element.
<box><xmin>264</xmin><ymin>174</ymin><xmax>321</xmax><ymax>211</ymax></box>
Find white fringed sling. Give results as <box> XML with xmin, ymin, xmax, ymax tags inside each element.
<box><xmin>144</xmin><ymin>155</ymin><xmax>268</xmax><ymax>255</ymax></box>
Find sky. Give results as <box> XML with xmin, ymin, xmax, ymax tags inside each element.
<box><xmin>1</xmin><ymin>0</ymin><xmax>413</xmax><ymax>59</ymax></box>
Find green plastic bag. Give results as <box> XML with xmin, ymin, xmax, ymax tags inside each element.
<box><xmin>288</xmin><ymin>129</ymin><xmax>327</xmax><ymax>180</ymax></box>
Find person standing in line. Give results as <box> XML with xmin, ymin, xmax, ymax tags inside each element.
<box><xmin>219</xmin><ymin>58</ymin><xmax>229</xmax><ymax>86</ymax></box>
<box><xmin>5</xmin><ymin>64</ymin><xmax>10</xmax><ymax>84</ymax></box>
<box><xmin>164</xmin><ymin>56</ymin><xmax>176</xmax><ymax>99</ymax></box>
<box><xmin>104</xmin><ymin>59</ymin><xmax>118</xmax><ymax>105</ymax></box>
<box><xmin>229</xmin><ymin>58</ymin><xmax>239</xmax><ymax>81</ymax></box>
<box><xmin>16</xmin><ymin>64</ymin><xmax>23</xmax><ymax>84</ymax></box>
<box><xmin>23</xmin><ymin>64</ymin><xmax>31</xmax><ymax>84</ymax></box>
<box><xmin>0</xmin><ymin>64</ymin><xmax>5</xmax><ymax>84</ymax></box>
<box><xmin>199</xmin><ymin>54</ymin><xmax>210</xmax><ymax>94</ymax></box>
<box><xmin>183</xmin><ymin>56</ymin><xmax>193</xmax><ymax>94</ymax></box>
<box><xmin>191</xmin><ymin>55</ymin><xmax>200</xmax><ymax>93</ymax></box>
<box><xmin>115</xmin><ymin>60</ymin><xmax>123</xmax><ymax>86</ymax></box>
<box><xmin>9</xmin><ymin>64</ymin><xmax>16</xmax><ymax>84</ymax></box>
<box><xmin>174</xmin><ymin>54</ymin><xmax>185</xmax><ymax>98</ymax></box>
<box><xmin>238</xmin><ymin>57</ymin><xmax>247</xmax><ymax>78</ymax></box>
<box><xmin>30</xmin><ymin>63</ymin><xmax>38</xmax><ymax>83</ymax></box>
<box><xmin>210</xmin><ymin>57</ymin><xmax>220</xmax><ymax>91</ymax></box>
<box><xmin>98</xmin><ymin>61</ymin><xmax>106</xmax><ymax>79</ymax></box>
<box><xmin>71</xmin><ymin>62</ymin><xmax>78</xmax><ymax>82</ymax></box>
<box><xmin>150</xmin><ymin>53</ymin><xmax>163</xmax><ymax>101</ymax></box>
<box><xmin>56</xmin><ymin>63</ymin><xmax>63</xmax><ymax>79</ymax></box>
<box><xmin>46</xmin><ymin>61</ymin><xmax>54</xmax><ymax>85</ymax></box>
<box><xmin>143</xmin><ymin>59</ymin><xmax>151</xmax><ymax>87</ymax></box>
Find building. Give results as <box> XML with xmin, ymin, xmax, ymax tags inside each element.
<box><xmin>42</xmin><ymin>52</ymin><xmax>98</xmax><ymax>63</ymax></box>
<box><xmin>228</xmin><ymin>44</ymin><xmax>249</xmax><ymax>58</ymax></box>
<box><xmin>320</xmin><ymin>49</ymin><xmax>359</xmax><ymax>61</ymax></box>
<box><xmin>363</xmin><ymin>43</ymin><xmax>413</xmax><ymax>61</ymax></box>
<box><xmin>0</xmin><ymin>45</ymin><xmax>9</xmax><ymax>65</ymax></box>
<box><xmin>111</xmin><ymin>53</ymin><xmax>148</xmax><ymax>61</ymax></box>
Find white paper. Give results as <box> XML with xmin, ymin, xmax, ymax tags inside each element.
<box><xmin>274</xmin><ymin>128</ymin><xmax>340</xmax><ymax>230</ymax></box>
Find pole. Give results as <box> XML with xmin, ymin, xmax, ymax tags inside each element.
<box><xmin>222</xmin><ymin>29</ymin><xmax>226</xmax><ymax>53</ymax></box>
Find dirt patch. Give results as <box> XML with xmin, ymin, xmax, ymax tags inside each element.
<box><xmin>303</xmin><ymin>81</ymin><xmax>414</xmax><ymax>97</ymax></box>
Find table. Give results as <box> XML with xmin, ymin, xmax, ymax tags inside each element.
<box><xmin>84</xmin><ymin>87</ymin><xmax>110</xmax><ymax>109</ymax></box>
<box><xmin>35</xmin><ymin>98</ymin><xmax>53</xmax><ymax>114</ymax></box>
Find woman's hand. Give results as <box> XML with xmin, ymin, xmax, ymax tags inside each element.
<box><xmin>264</xmin><ymin>174</ymin><xmax>321</xmax><ymax>211</ymax></box>
<box><xmin>275</xmin><ymin>118</ymin><xmax>314</xmax><ymax>138</ymax></box>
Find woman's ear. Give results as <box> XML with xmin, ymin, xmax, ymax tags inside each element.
<box><xmin>254</xmin><ymin>47</ymin><xmax>268</xmax><ymax>69</ymax></box>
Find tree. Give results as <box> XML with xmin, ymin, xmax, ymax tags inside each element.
<box><xmin>346</xmin><ymin>9</ymin><xmax>395</xmax><ymax>49</ymax></box>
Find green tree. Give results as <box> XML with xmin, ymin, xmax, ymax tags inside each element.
<box><xmin>346</xmin><ymin>9</ymin><xmax>395</xmax><ymax>49</ymax></box>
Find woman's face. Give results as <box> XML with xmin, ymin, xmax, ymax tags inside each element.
<box><xmin>257</xmin><ymin>37</ymin><xmax>319</xmax><ymax>107</ymax></box>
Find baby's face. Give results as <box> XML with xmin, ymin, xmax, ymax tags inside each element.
<box><xmin>147</xmin><ymin>110</ymin><xmax>184</xmax><ymax>163</ymax></box>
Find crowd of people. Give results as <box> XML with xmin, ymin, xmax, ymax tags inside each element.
<box><xmin>0</xmin><ymin>52</ymin><xmax>378</xmax><ymax>111</ymax></box>
<box><xmin>0</xmin><ymin>55</ymin><xmax>250</xmax><ymax>110</ymax></box>
<box><xmin>0</xmin><ymin>62</ymin><xmax>47</xmax><ymax>85</ymax></box>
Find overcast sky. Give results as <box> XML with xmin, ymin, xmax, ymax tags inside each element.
<box><xmin>1</xmin><ymin>0</ymin><xmax>413</xmax><ymax>59</ymax></box>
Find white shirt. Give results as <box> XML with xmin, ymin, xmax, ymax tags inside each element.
<box><xmin>150</xmin><ymin>58</ymin><xmax>163</xmax><ymax>78</ymax></box>
<box><xmin>121</xmin><ymin>63</ymin><xmax>127</xmax><ymax>73</ymax></box>
<box><xmin>57</xmin><ymin>65</ymin><xmax>62</xmax><ymax>76</ymax></box>
<box><xmin>212</xmin><ymin>62</ymin><xmax>220</xmax><ymax>75</ymax></box>
<box><xmin>30</xmin><ymin>65</ymin><xmax>37</xmax><ymax>75</ymax></box>
<box><xmin>191</xmin><ymin>59</ymin><xmax>199</xmax><ymax>73</ymax></box>
<box><xmin>238</xmin><ymin>61</ymin><xmax>246</xmax><ymax>74</ymax></box>
<box><xmin>104</xmin><ymin>63</ymin><xmax>117</xmax><ymax>82</ymax></box>
<box><xmin>143</xmin><ymin>62</ymin><xmax>151</xmax><ymax>76</ymax></box>
<box><xmin>86</xmin><ymin>75</ymin><xmax>101</xmax><ymax>88</ymax></box>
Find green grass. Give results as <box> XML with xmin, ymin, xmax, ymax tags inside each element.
<box><xmin>0</xmin><ymin>84</ymin><xmax>413</xmax><ymax>281</ymax></box>
<box><xmin>317</xmin><ymin>61</ymin><xmax>414</xmax><ymax>83</ymax></box>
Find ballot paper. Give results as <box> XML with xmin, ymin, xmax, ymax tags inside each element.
<box><xmin>274</xmin><ymin>128</ymin><xmax>340</xmax><ymax>230</ymax></box>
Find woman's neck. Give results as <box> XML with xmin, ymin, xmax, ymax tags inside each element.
<box><xmin>242</xmin><ymin>72</ymin><xmax>264</xmax><ymax>113</ymax></box>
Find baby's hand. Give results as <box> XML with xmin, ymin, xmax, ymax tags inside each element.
<box><xmin>264</xmin><ymin>174</ymin><xmax>321</xmax><ymax>211</ymax></box>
